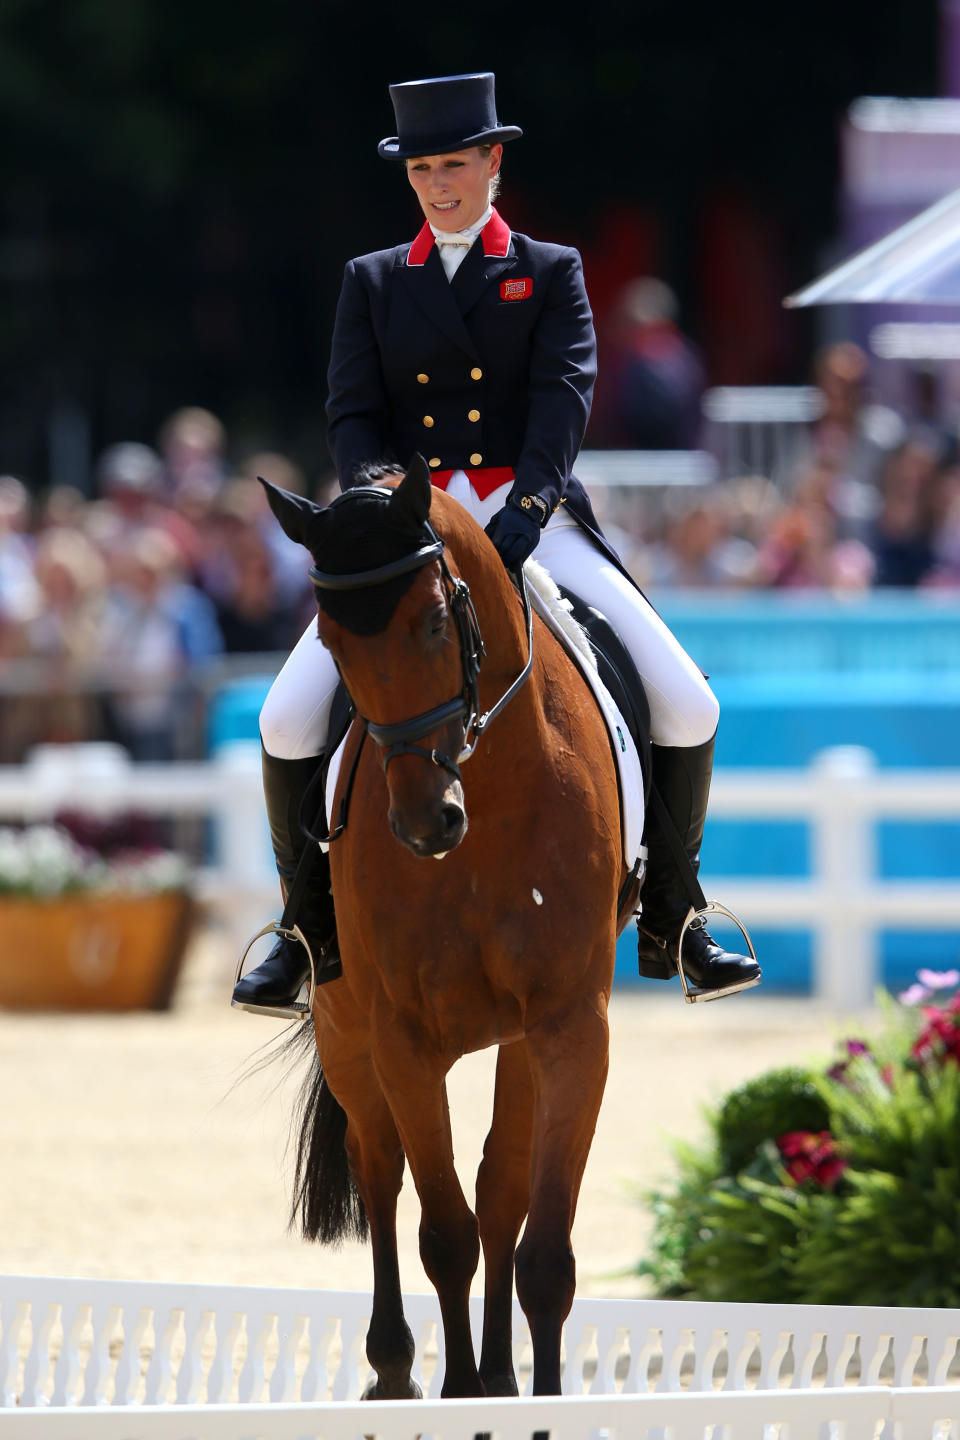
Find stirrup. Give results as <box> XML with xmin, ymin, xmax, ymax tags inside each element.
<box><xmin>677</xmin><ymin>900</ymin><xmax>760</xmax><ymax>1005</ymax></box>
<box><xmin>232</xmin><ymin>921</ymin><xmax>317</xmax><ymax>1021</ymax></box>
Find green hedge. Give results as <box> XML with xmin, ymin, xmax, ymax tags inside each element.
<box><xmin>637</xmin><ymin>974</ymin><xmax>960</xmax><ymax>1307</ymax></box>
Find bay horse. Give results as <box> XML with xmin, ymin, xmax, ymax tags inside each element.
<box><xmin>265</xmin><ymin>453</ymin><xmax>642</xmax><ymax>1401</ymax></box>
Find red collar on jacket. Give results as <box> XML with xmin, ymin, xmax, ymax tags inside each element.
<box><xmin>406</xmin><ymin>208</ymin><xmax>511</xmax><ymax>267</ymax></box>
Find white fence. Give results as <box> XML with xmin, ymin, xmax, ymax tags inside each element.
<box><xmin>1</xmin><ymin>742</ymin><xmax>960</xmax><ymax>1011</ymax></box>
<box><xmin>1</xmin><ymin>1274</ymin><xmax>958</xmax><ymax>1437</ymax></box>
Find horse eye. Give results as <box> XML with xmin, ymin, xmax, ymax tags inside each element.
<box><xmin>428</xmin><ymin>610</ymin><xmax>447</xmax><ymax>637</ymax></box>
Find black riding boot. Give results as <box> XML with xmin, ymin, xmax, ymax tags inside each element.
<box><xmin>231</xmin><ymin>747</ymin><xmax>341</xmax><ymax>1017</ymax></box>
<box><xmin>637</xmin><ymin>735</ymin><xmax>761</xmax><ymax>1001</ymax></box>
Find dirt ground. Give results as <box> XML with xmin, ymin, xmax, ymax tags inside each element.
<box><xmin>0</xmin><ymin>920</ymin><xmax>872</xmax><ymax>1298</ymax></box>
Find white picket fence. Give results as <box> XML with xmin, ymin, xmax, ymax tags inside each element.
<box><xmin>2</xmin><ymin>741</ymin><xmax>960</xmax><ymax>1010</ymax></box>
<box><xmin>1</xmin><ymin>1274</ymin><xmax>958</xmax><ymax>1437</ymax></box>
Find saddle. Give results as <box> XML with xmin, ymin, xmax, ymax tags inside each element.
<box><xmin>558</xmin><ymin>587</ymin><xmax>652</xmax><ymax>803</ymax></box>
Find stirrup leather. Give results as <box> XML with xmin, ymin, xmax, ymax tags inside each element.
<box><xmin>677</xmin><ymin>900</ymin><xmax>759</xmax><ymax>1005</ymax></box>
<box><xmin>233</xmin><ymin>920</ymin><xmax>317</xmax><ymax>1021</ymax></box>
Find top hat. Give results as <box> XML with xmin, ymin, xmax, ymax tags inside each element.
<box><xmin>378</xmin><ymin>72</ymin><xmax>522</xmax><ymax>160</ymax></box>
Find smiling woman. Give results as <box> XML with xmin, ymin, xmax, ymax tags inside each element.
<box><xmin>405</xmin><ymin>146</ymin><xmax>502</xmax><ymax>232</ymax></box>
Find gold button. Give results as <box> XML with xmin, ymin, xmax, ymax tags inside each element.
<box><xmin>470</xmin><ymin>367</ymin><xmax>482</xmax><ymax>380</ymax></box>
<box><xmin>423</xmin><ymin>415</ymin><xmax>435</xmax><ymax>427</ymax></box>
<box><xmin>428</xmin><ymin>457</ymin><xmax>442</xmax><ymax>469</ymax></box>
<box><xmin>469</xmin><ymin>452</ymin><xmax>483</xmax><ymax>466</ymax></box>
<box><xmin>468</xmin><ymin>409</ymin><xmax>480</xmax><ymax>422</ymax></box>
<box><xmin>417</xmin><ymin>373</ymin><xmax>429</xmax><ymax>384</ymax></box>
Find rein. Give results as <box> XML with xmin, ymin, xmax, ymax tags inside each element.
<box><xmin>309</xmin><ymin>488</ymin><xmax>534</xmax><ymax>786</ymax></box>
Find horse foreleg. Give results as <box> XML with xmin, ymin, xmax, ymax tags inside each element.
<box><xmin>374</xmin><ymin>1037</ymin><xmax>483</xmax><ymax>1398</ymax></box>
<box><xmin>475</xmin><ymin>1039</ymin><xmax>534</xmax><ymax>1396</ymax></box>
<box><xmin>327</xmin><ymin>1057</ymin><xmax>420</xmax><ymax>1402</ymax></box>
<box><xmin>516</xmin><ymin>997</ymin><xmax>610</xmax><ymax>1396</ymax></box>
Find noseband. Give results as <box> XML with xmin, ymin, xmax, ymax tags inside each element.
<box><xmin>309</xmin><ymin>488</ymin><xmax>534</xmax><ymax>784</ymax></box>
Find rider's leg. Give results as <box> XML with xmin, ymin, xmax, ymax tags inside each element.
<box><xmin>533</xmin><ymin>518</ymin><xmax>761</xmax><ymax>1000</ymax></box>
<box><xmin>232</xmin><ymin>621</ymin><xmax>342</xmax><ymax>1015</ymax></box>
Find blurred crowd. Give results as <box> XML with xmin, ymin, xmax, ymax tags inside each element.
<box><xmin>0</xmin><ymin>407</ymin><xmax>320</xmax><ymax>762</ymax></box>
<box><xmin>592</xmin><ymin>290</ymin><xmax>960</xmax><ymax>594</ymax></box>
<box><xmin>3</xmin><ymin>314</ymin><xmax>960</xmax><ymax>763</ymax></box>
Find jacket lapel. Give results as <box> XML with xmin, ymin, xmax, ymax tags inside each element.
<box><xmin>399</xmin><ymin>228</ymin><xmax>480</xmax><ymax>359</ymax></box>
<box><xmin>451</xmin><ymin>240</ymin><xmax>516</xmax><ymax>316</ymax></box>
<box><xmin>451</xmin><ymin>209</ymin><xmax>517</xmax><ymax>316</ymax></box>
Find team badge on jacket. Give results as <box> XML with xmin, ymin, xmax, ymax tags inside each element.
<box><xmin>500</xmin><ymin>277</ymin><xmax>533</xmax><ymax>301</ymax></box>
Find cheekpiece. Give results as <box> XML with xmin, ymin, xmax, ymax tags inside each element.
<box><xmin>378</xmin><ymin>72</ymin><xmax>522</xmax><ymax>159</ymax></box>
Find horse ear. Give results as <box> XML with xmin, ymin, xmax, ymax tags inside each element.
<box><xmin>388</xmin><ymin>453</ymin><xmax>432</xmax><ymax>528</ymax></box>
<box><xmin>259</xmin><ymin>477</ymin><xmax>327</xmax><ymax>548</ymax></box>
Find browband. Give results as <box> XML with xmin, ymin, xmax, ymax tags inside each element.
<box><xmin>310</xmin><ymin>540</ymin><xmax>443</xmax><ymax>592</ymax></box>
<box><xmin>309</xmin><ymin>486</ymin><xmax>444</xmax><ymax>592</ymax></box>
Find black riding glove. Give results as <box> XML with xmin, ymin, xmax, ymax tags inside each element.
<box><xmin>484</xmin><ymin>494</ymin><xmax>545</xmax><ymax>571</ymax></box>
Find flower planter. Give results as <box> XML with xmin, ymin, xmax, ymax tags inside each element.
<box><xmin>0</xmin><ymin>890</ymin><xmax>194</xmax><ymax>1011</ymax></box>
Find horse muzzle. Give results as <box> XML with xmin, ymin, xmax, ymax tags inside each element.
<box><xmin>389</xmin><ymin>785</ymin><xmax>468</xmax><ymax>858</ymax></box>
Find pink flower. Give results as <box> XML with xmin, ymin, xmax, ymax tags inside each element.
<box><xmin>777</xmin><ymin>1131</ymin><xmax>848</xmax><ymax>1189</ymax></box>
<box><xmin>917</xmin><ymin>968</ymin><xmax>960</xmax><ymax>991</ymax></box>
<box><xmin>899</xmin><ymin>983</ymin><xmax>932</xmax><ymax>1006</ymax></box>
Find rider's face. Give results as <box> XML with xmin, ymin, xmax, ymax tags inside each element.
<box><xmin>405</xmin><ymin>145</ymin><xmax>502</xmax><ymax>232</ymax></box>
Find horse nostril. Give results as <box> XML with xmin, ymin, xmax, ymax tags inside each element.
<box><xmin>441</xmin><ymin>804</ymin><xmax>465</xmax><ymax>839</ymax></box>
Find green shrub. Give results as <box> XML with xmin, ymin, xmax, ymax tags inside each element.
<box><xmin>715</xmin><ymin>1066</ymin><xmax>830</xmax><ymax>1177</ymax></box>
<box><xmin>637</xmin><ymin>971</ymin><xmax>960</xmax><ymax>1306</ymax></box>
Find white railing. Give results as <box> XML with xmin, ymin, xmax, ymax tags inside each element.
<box><xmin>709</xmin><ymin>745</ymin><xmax>960</xmax><ymax>1011</ymax></box>
<box><xmin>1</xmin><ymin>1275</ymin><xmax>957</xmax><ymax>1436</ymax></box>
<box><xmin>5</xmin><ymin>1388</ymin><xmax>960</xmax><ymax>1438</ymax></box>
<box><xmin>1</xmin><ymin>742</ymin><xmax>959</xmax><ymax>1011</ymax></box>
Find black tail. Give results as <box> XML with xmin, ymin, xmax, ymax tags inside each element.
<box><xmin>288</xmin><ymin>1030</ymin><xmax>369</xmax><ymax>1245</ymax></box>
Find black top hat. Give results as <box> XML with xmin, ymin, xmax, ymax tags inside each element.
<box><xmin>378</xmin><ymin>72</ymin><xmax>522</xmax><ymax>160</ymax></box>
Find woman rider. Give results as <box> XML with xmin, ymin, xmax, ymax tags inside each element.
<box><xmin>232</xmin><ymin>72</ymin><xmax>761</xmax><ymax>1017</ymax></box>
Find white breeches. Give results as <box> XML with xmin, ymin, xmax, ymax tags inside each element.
<box><xmin>259</xmin><ymin>473</ymin><xmax>719</xmax><ymax>759</ymax></box>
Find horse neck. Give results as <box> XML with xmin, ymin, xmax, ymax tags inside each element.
<box><xmin>434</xmin><ymin>500</ymin><xmax>530</xmax><ymax>686</ymax></box>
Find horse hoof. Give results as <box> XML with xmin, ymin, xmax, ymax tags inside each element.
<box><xmin>361</xmin><ymin>1377</ymin><xmax>422</xmax><ymax>1401</ymax></box>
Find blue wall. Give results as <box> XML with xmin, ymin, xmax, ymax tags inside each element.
<box><xmin>614</xmin><ymin>592</ymin><xmax>960</xmax><ymax>995</ymax></box>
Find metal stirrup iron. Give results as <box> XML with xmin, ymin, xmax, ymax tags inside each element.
<box><xmin>234</xmin><ymin>921</ymin><xmax>318</xmax><ymax>1022</ymax></box>
<box><xmin>676</xmin><ymin>901</ymin><xmax>758</xmax><ymax>1005</ymax></box>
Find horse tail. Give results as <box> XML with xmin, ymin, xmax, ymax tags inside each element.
<box><xmin>287</xmin><ymin>1028</ymin><xmax>369</xmax><ymax>1245</ymax></box>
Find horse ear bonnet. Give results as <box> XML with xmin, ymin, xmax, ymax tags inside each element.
<box><xmin>388</xmin><ymin>453</ymin><xmax>432</xmax><ymax>528</ymax></box>
<box><xmin>259</xmin><ymin>477</ymin><xmax>331</xmax><ymax>551</ymax></box>
<box><xmin>302</xmin><ymin>458</ymin><xmax>436</xmax><ymax>638</ymax></box>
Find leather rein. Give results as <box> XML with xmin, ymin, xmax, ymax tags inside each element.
<box><xmin>309</xmin><ymin>488</ymin><xmax>534</xmax><ymax>785</ymax></box>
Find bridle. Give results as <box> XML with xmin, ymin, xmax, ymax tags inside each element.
<box><xmin>309</xmin><ymin>487</ymin><xmax>534</xmax><ymax>784</ymax></box>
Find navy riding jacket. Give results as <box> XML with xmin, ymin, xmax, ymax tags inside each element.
<box><xmin>324</xmin><ymin>208</ymin><xmax>625</xmax><ymax>571</ymax></box>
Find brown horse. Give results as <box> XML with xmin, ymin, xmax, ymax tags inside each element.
<box><xmin>265</xmin><ymin>454</ymin><xmax>642</xmax><ymax>1401</ymax></box>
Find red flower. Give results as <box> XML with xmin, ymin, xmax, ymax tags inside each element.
<box><xmin>912</xmin><ymin>997</ymin><xmax>960</xmax><ymax>1067</ymax></box>
<box><xmin>777</xmin><ymin>1131</ymin><xmax>847</xmax><ymax>1189</ymax></box>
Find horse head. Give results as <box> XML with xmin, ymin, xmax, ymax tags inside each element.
<box><xmin>262</xmin><ymin>455</ymin><xmax>472</xmax><ymax>858</ymax></box>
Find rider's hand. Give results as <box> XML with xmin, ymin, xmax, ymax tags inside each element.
<box><xmin>484</xmin><ymin>495</ymin><xmax>544</xmax><ymax>571</ymax></box>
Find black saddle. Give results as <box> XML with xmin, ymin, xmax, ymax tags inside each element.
<box><xmin>558</xmin><ymin>587</ymin><xmax>652</xmax><ymax>803</ymax></box>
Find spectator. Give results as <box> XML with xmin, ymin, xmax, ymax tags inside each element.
<box><xmin>158</xmin><ymin>405</ymin><xmax>229</xmax><ymax>498</ymax></box>
<box><xmin>792</xmin><ymin>342</ymin><xmax>905</xmax><ymax>513</ymax></box>
<box><xmin>750</xmin><ymin>496</ymin><xmax>874</xmax><ymax>591</ymax></box>
<box><xmin>0</xmin><ymin>476</ymin><xmax>38</xmax><ymax>654</ymax></box>
<box><xmin>869</xmin><ymin>438</ymin><xmax>940</xmax><ymax>588</ymax></box>
<box><xmin>593</xmin><ymin>277</ymin><xmax>705</xmax><ymax>450</ymax></box>
<box><xmin>98</xmin><ymin>527</ymin><xmax>222</xmax><ymax>760</ymax></box>
<box><xmin>643</xmin><ymin>494</ymin><xmax>754</xmax><ymax>588</ymax></box>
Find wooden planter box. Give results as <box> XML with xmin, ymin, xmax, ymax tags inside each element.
<box><xmin>0</xmin><ymin>890</ymin><xmax>194</xmax><ymax>1011</ymax></box>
